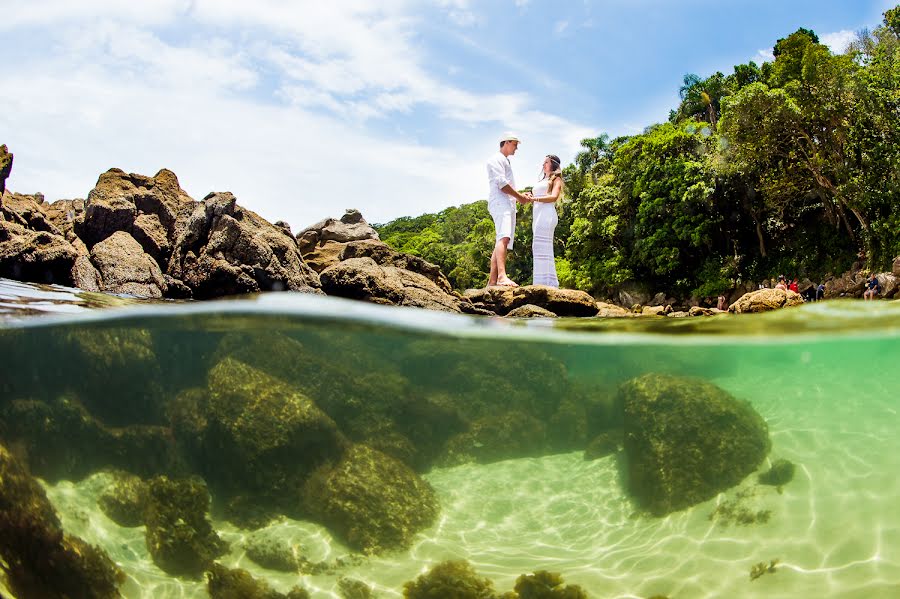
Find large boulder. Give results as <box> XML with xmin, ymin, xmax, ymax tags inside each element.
<box><xmin>596</xmin><ymin>301</ymin><xmax>631</xmax><ymax>317</ymax></box>
<box><xmin>90</xmin><ymin>231</ymin><xmax>168</xmax><ymax>297</ymax></box>
<box><xmin>1</xmin><ymin>191</ymin><xmax>61</xmax><ymax>234</ymax></box>
<box><xmin>877</xmin><ymin>273</ymin><xmax>898</xmax><ymax>299</ymax></box>
<box><xmin>302</xmin><ymin>444</ymin><xmax>439</xmax><ymax>554</ymax></box>
<box><xmin>893</xmin><ymin>256</ymin><xmax>900</xmax><ymax>277</ymax></box>
<box><xmin>0</xmin><ymin>218</ymin><xmax>78</xmax><ymax>284</ymax></box>
<box><xmin>320</xmin><ymin>256</ymin><xmax>462</xmax><ymax>312</ymax></box>
<box><xmin>825</xmin><ymin>269</ymin><xmax>868</xmax><ymax>298</ymax></box>
<box><xmin>0</xmin><ymin>145</ymin><xmax>11</xmax><ymax>195</ymax></box>
<box><xmin>296</xmin><ymin>208</ymin><xmax>379</xmax><ymax>253</ymax></box>
<box><xmin>728</xmin><ymin>288</ymin><xmax>804</xmax><ymax>313</ymax></box>
<box><xmin>620</xmin><ymin>373</ymin><xmax>770</xmax><ymax>515</ymax></box>
<box><xmin>167</xmin><ymin>192</ymin><xmax>321</xmax><ymax>298</ymax></box>
<box><xmin>340</xmin><ymin>239</ymin><xmax>453</xmax><ymax>293</ymax></box>
<box><xmin>301</xmin><ymin>239</ymin><xmax>347</xmax><ymax>273</ymax></box>
<box><xmin>463</xmin><ymin>285</ymin><xmax>599</xmax><ymax>317</ymax></box>
<box><xmin>0</xmin><ymin>443</ymin><xmax>125</xmax><ymax>598</ymax></box>
<box><xmin>169</xmin><ymin>357</ymin><xmax>346</xmax><ymax>510</ymax></box>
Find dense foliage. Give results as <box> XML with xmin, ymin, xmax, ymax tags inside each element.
<box><xmin>377</xmin><ymin>8</ymin><xmax>900</xmax><ymax>298</ymax></box>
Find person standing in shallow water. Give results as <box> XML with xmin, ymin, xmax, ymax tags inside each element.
<box><xmin>529</xmin><ymin>154</ymin><xmax>564</xmax><ymax>287</ymax></box>
<box><xmin>486</xmin><ymin>134</ymin><xmax>531</xmax><ymax>287</ymax></box>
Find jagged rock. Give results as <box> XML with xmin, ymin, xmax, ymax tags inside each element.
<box><xmin>296</xmin><ymin>209</ymin><xmax>379</xmax><ymax>253</ymax></box>
<box><xmin>595</xmin><ymin>301</ymin><xmax>631</xmax><ymax>317</ymax></box>
<box><xmin>340</xmin><ymin>239</ymin><xmax>453</xmax><ymax>293</ymax></box>
<box><xmin>0</xmin><ymin>443</ymin><xmax>125</xmax><ymax>598</ymax></box>
<box><xmin>463</xmin><ymin>285</ymin><xmax>599</xmax><ymax>317</ymax></box>
<box><xmin>728</xmin><ymin>288</ymin><xmax>804</xmax><ymax>313</ymax></box>
<box><xmin>824</xmin><ymin>269</ymin><xmax>868</xmax><ymax>298</ymax></box>
<box><xmin>302</xmin><ymin>444</ymin><xmax>439</xmax><ymax>554</ymax></box>
<box><xmin>69</xmin><ymin>235</ymin><xmax>103</xmax><ymax>291</ymax></box>
<box><xmin>0</xmin><ymin>145</ymin><xmax>12</xmax><ymax>195</ymax></box>
<box><xmin>163</xmin><ymin>274</ymin><xmax>193</xmax><ymax>299</ymax></box>
<box><xmin>167</xmin><ymin>192</ymin><xmax>321</xmax><ymax>298</ymax></box>
<box><xmin>168</xmin><ymin>357</ymin><xmax>345</xmax><ymax>511</ymax></box>
<box><xmin>620</xmin><ymin>373</ymin><xmax>770</xmax><ymax>515</ymax></box>
<box><xmin>0</xmin><ymin>218</ymin><xmax>78</xmax><ymax>284</ymax></box>
<box><xmin>1</xmin><ymin>191</ymin><xmax>61</xmax><ymax>234</ymax></box>
<box><xmin>143</xmin><ymin>476</ymin><xmax>228</xmax><ymax>578</ymax></box>
<box><xmin>506</xmin><ymin>304</ymin><xmax>557</xmax><ymax>318</ymax></box>
<box><xmin>90</xmin><ymin>231</ymin><xmax>167</xmax><ymax>297</ymax></box>
<box><xmin>301</xmin><ymin>239</ymin><xmax>346</xmax><ymax>273</ymax></box>
<box><xmin>131</xmin><ymin>213</ymin><xmax>170</xmax><ymax>265</ymax></box>
<box><xmin>45</xmin><ymin>198</ymin><xmax>86</xmax><ymax>237</ymax></box>
<box><xmin>320</xmin><ymin>257</ymin><xmax>461</xmax><ymax>312</ymax></box>
<box><xmin>893</xmin><ymin>256</ymin><xmax>900</xmax><ymax>277</ymax></box>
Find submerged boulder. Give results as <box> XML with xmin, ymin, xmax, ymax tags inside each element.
<box><xmin>0</xmin><ymin>443</ymin><xmax>125</xmax><ymax>598</ymax></box>
<box><xmin>620</xmin><ymin>373</ymin><xmax>770</xmax><ymax>516</ymax></box>
<box><xmin>302</xmin><ymin>444</ymin><xmax>439</xmax><ymax>554</ymax></box>
<box><xmin>143</xmin><ymin>476</ymin><xmax>228</xmax><ymax>578</ymax></box>
<box><xmin>206</xmin><ymin>563</ymin><xmax>310</xmax><ymax>599</ymax></box>
<box><xmin>402</xmin><ymin>560</ymin><xmax>497</xmax><ymax>599</ymax></box>
<box><xmin>728</xmin><ymin>288</ymin><xmax>804</xmax><ymax>313</ymax></box>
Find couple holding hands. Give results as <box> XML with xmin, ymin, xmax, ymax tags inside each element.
<box><xmin>486</xmin><ymin>133</ymin><xmax>563</xmax><ymax>288</ymax></box>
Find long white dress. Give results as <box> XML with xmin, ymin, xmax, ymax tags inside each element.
<box><xmin>531</xmin><ymin>178</ymin><xmax>559</xmax><ymax>287</ymax></box>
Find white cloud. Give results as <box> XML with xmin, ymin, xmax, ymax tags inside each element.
<box><xmin>820</xmin><ymin>30</ymin><xmax>856</xmax><ymax>54</ymax></box>
<box><xmin>554</xmin><ymin>20</ymin><xmax>570</xmax><ymax>36</ymax></box>
<box><xmin>755</xmin><ymin>48</ymin><xmax>775</xmax><ymax>64</ymax></box>
<box><xmin>0</xmin><ymin>0</ymin><xmax>593</xmax><ymax>231</ymax></box>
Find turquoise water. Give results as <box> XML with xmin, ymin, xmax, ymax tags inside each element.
<box><xmin>1</xmin><ymin>279</ymin><xmax>900</xmax><ymax>598</ymax></box>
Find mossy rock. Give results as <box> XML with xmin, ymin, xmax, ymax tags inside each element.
<box><xmin>303</xmin><ymin>444</ymin><xmax>439</xmax><ymax>554</ymax></box>
<box><xmin>514</xmin><ymin>570</ymin><xmax>589</xmax><ymax>598</ymax></box>
<box><xmin>584</xmin><ymin>430</ymin><xmax>622</xmax><ymax>461</ymax></box>
<box><xmin>620</xmin><ymin>373</ymin><xmax>770</xmax><ymax>515</ymax></box>
<box><xmin>758</xmin><ymin>459</ymin><xmax>795</xmax><ymax>487</ymax></box>
<box><xmin>206</xmin><ymin>563</ymin><xmax>310</xmax><ymax>599</ymax></box>
<box><xmin>143</xmin><ymin>475</ymin><xmax>228</xmax><ymax>578</ymax></box>
<box><xmin>0</xmin><ymin>443</ymin><xmax>125</xmax><ymax>598</ymax></box>
<box><xmin>243</xmin><ymin>530</ymin><xmax>302</xmax><ymax>572</ymax></box>
<box><xmin>403</xmin><ymin>560</ymin><xmax>497</xmax><ymax>599</ymax></box>
<box><xmin>438</xmin><ymin>410</ymin><xmax>547</xmax><ymax>466</ymax></box>
<box><xmin>338</xmin><ymin>577</ymin><xmax>375</xmax><ymax>599</ymax></box>
<box><xmin>98</xmin><ymin>471</ymin><xmax>148</xmax><ymax>527</ymax></box>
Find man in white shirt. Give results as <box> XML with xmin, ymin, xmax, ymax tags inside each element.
<box><xmin>486</xmin><ymin>133</ymin><xmax>531</xmax><ymax>286</ymax></box>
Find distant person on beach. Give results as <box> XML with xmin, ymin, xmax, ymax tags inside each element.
<box><xmin>717</xmin><ymin>294</ymin><xmax>727</xmax><ymax>310</ymax></box>
<box><xmin>774</xmin><ymin>275</ymin><xmax>787</xmax><ymax>291</ymax></box>
<box><xmin>816</xmin><ymin>283</ymin><xmax>825</xmax><ymax>301</ymax></box>
<box><xmin>528</xmin><ymin>154</ymin><xmax>564</xmax><ymax>287</ymax></box>
<box><xmin>789</xmin><ymin>278</ymin><xmax>799</xmax><ymax>293</ymax></box>
<box><xmin>486</xmin><ymin>133</ymin><xmax>531</xmax><ymax>287</ymax></box>
<box><xmin>864</xmin><ymin>273</ymin><xmax>881</xmax><ymax>300</ymax></box>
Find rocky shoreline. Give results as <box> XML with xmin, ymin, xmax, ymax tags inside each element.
<box><xmin>2</xmin><ymin>150</ymin><xmax>897</xmax><ymax>319</ymax></box>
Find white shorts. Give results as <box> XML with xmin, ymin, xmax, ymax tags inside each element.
<box><xmin>489</xmin><ymin>201</ymin><xmax>516</xmax><ymax>250</ymax></box>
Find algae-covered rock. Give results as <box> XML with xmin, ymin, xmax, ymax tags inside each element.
<box><xmin>620</xmin><ymin>373</ymin><xmax>770</xmax><ymax>515</ymax></box>
<box><xmin>98</xmin><ymin>471</ymin><xmax>148</xmax><ymax>527</ymax></box>
<box><xmin>206</xmin><ymin>563</ymin><xmax>310</xmax><ymax>599</ymax></box>
<box><xmin>143</xmin><ymin>476</ymin><xmax>228</xmax><ymax>578</ymax></box>
<box><xmin>439</xmin><ymin>410</ymin><xmax>548</xmax><ymax>466</ymax></box>
<box><xmin>758</xmin><ymin>459</ymin><xmax>795</xmax><ymax>487</ymax></box>
<box><xmin>338</xmin><ymin>577</ymin><xmax>375</xmax><ymax>599</ymax></box>
<box><xmin>243</xmin><ymin>530</ymin><xmax>302</xmax><ymax>572</ymax></box>
<box><xmin>514</xmin><ymin>570</ymin><xmax>589</xmax><ymax>598</ymax></box>
<box><xmin>171</xmin><ymin>357</ymin><xmax>346</xmax><ymax>511</ymax></box>
<box><xmin>0</xmin><ymin>443</ymin><xmax>125</xmax><ymax>598</ymax></box>
<box><xmin>403</xmin><ymin>560</ymin><xmax>497</xmax><ymax>599</ymax></box>
<box><xmin>303</xmin><ymin>444</ymin><xmax>439</xmax><ymax>554</ymax></box>
<box><xmin>584</xmin><ymin>430</ymin><xmax>622</xmax><ymax>461</ymax></box>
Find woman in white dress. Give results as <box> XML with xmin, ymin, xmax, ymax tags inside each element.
<box><xmin>530</xmin><ymin>154</ymin><xmax>564</xmax><ymax>287</ymax></box>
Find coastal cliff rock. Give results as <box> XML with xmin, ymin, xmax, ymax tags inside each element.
<box><xmin>463</xmin><ymin>285</ymin><xmax>600</xmax><ymax>317</ymax></box>
<box><xmin>302</xmin><ymin>444</ymin><xmax>439</xmax><ymax>554</ymax></box>
<box><xmin>620</xmin><ymin>373</ymin><xmax>770</xmax><ymax>515</ymax></box>
<box><xmin>296</xmin><ymin>209</ymin><xmax>379</xmax><ymax>253</ymax></box>
<box><xmin>0</xmin><ymin>443</ymin><xmax>125</xmax><ymax>598</ymax></box>
<box><xmin>0</xmin><ymin>146</ymin><xmax>11</xmax><ymax>195</ymax></box>
<box><xmin>728</xmin><ymin>288</ymin><xmax>804</xmax><ymax>313</ymax></box>
<box><xmin>1</xmin><ymin>191</ymin><xmax>60</xmax><ymax>234</ymax></box>
<box><xmin>0</xmin><ymin>218</ymin><xmax>78</xmax><ymax>284</ymax></box>
<box><xmin>167</xmin><ymin>192</ymin><xmax>321</xmax><ymax>298</ymax></box>
<box><xmin>320</xmin><ymin>256</ymin><xmax>462</xmax><ymax>312</ymax></box>
<box><xmin>90</xmin><ymin>231</ymin><xmax>168</xmax><ymax>297</ymax></box>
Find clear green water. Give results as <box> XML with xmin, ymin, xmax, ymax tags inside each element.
<box><xmin>1</xmin><ymin>280</ymin><xmax>899</xmax><ymax>598</ymax></box>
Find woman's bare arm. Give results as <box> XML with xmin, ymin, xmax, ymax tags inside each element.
<box><xmin>532</xmin><ymin>178</ymin><xmax>563</xmax><ymax>203</ymax></box>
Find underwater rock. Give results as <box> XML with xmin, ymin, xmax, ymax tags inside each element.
<box><xmin>0</xmin><ymin>397</ymin><xmax>184</xmax><ymax>482</ymax></box>
<box><xmin>439</xmin><ymin>410</ymin><xmax>548</xmax><ymax>466</ymax></box>
<box><xmin>402</xmin><ymin>560</ymin><xmax>497</xmax><ymax>599</ymax></box>
<box><xmin>338</xmin><ymin>577</ymin><xmax>375</xmax><ymax>599</ymax></box>
<box><xmin>170</xmin><ymin>357</ymin><xmax>346</xmax><ymax>512</ymax></box>
<box><xmin>0</xmin><ymin>443</ymin><xmax>125</xmax><ymax>598</ymax></box>
<box><xmin>758</xmin><ymin>459</ymin><xmax>796</xmax><ymax>487</ymax></box>
<box><xmin>303</xmin><ymin>444</ymin><xmax>439</xmax><ymax>554</ymax></box>
<box><xmin>243</xmin><ymin>530</ymin><xmax>302</xmax><ymax>572</ymax></box>
<box><xmin>206</xmin><ymin>563</ymin><xmax>310</xmax><ymax>599</ymax></box>
<box><xmin>728</xmin><ymin>288</ymin><xmax>804</xmax><ymax>313</ymax></box>
<box><xmin>143</xmin><ymin>475</ymin><xmax>228</xmax><ymax>578</ymax></box>
<box><xmin>97</xmin><ymin>471</ymin><xmax>148</xmax><ymax>527</ymax></box>
<box><xmin>513</xmin><ymin>570</ymin><xmax>589</xmax><ymax>598</ymax></box>
<box><xmin>620</xmin><ymin>373</ymin><xmax>770</xmax><ymax>516</ymax></box>
<box><xmin>584</xmin><ymin>430</ymin><xmax>622</xmax><ymax>461</ymax></box>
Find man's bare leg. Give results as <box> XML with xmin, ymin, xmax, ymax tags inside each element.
<box><xmin>492</xmin><ymin>238</ymin><xmax>517</xmax><ymax>286</ymax></box>
<box><xmin>489</xmin><ymin>251</ymin><xmax>499</xmax><ymax>286</ymax></box>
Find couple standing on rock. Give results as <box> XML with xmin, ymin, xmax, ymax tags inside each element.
<box><xmin>486</xmin><ymin>133</ymin><xmax>564</xmax><ymax>288</ymax></box>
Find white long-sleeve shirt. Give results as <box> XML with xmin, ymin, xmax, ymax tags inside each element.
<box><xmin>486</xmin><ymin>152</ymin><xmax>516</xmax><ymax>209</ymax></box>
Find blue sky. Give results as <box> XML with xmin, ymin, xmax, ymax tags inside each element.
<box><xmin>0</xmin><ymin>0</ymin><xmax>894</xmax><ymax>231</ymax></box>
